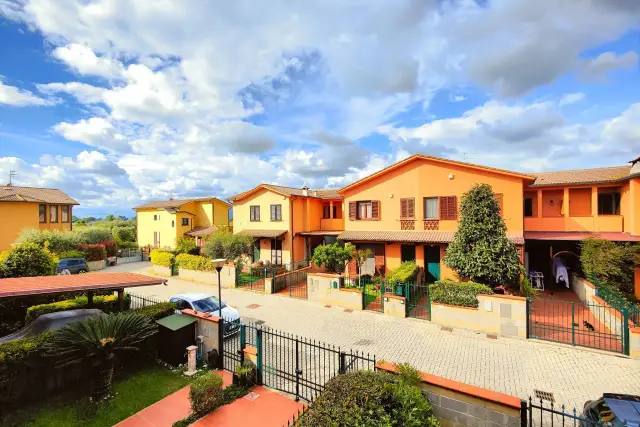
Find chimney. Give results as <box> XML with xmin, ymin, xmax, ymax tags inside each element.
<box><xmin>630</xmin><ymin>157</ymin><xmax>640</xmax><ymax>175</ymax></box>
<box><xmin>313</xmin><ymin>190</ymin><xmax>318</xmax><ymax>197</ymax></box>
<box><xmin>6</xmin><ymin>183</ymin><xmax>12</xmax><ymax>187</ymax></box>
<box><xmin>301</xmin><ymin>185</ymin><xmax>309</xmax><ymax>197</ymax></box>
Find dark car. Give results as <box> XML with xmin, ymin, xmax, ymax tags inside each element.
<box><xmin>582</xmin><ymin>393</ymin><xmax>640</xmax><ymax>426</ymax></box>
<box><xmin>0</xmin><ymin>309</ymin><xmax>104</xmax><ymax>343</ymax></box>
<box><xmin>57</xmin><ymin>257</ymin><xmax>88</xmax><ymax>275</ymax></box>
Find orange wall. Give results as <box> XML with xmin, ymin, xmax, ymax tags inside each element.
<box><xmin>524</xmin><ymin>191</ymin><xmax>538</xmax><ymax>217</ymax></box>
<box><xmin>383</xmin><ymin>243</ymin><xmax>457</xmax><ymax>280</ymax></box>
<box><xmin>568</xmin><ymin>188</ymin><xmax>591</xmax><ymax>217</ymax></box>
<box><xmin>541</xmin><ymin>190</ymin><xmax>563</xmax><ymax>217</ymax></box>
<box><xmin>233</xmin><ymin>188</ymin><xmax>290</xmax><ymax>233</ymax></box>
<box><xmin>0</xmin><ymin>202</ymin><xmax>40</xmax><ymax>251</ymax></box>
<box><xmin>628</xmin><ymin>179</ymin><xmax>640</xmax><ymax>236</ymax></box>
<box><xmin>342</xmin><ymin>158</ymin><xmax>525</xmax><ymax>233</ymax></box>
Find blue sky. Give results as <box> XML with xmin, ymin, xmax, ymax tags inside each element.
<box><xmin>0</xmin><ymin>0</ymin><xmax>639</xmax><ymax>217</ymax></box>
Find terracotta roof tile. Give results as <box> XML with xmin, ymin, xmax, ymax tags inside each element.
<box><xmin>184</xmin><ymin>225</ymin><xmax>217</xmax><ymax>237</ymax></box>
<box><xmin>135</xmin><ymin>197</ymin><xmax>230</xmax><ymax>210</ymax></box>
<box><xmin>237</xmin><ymin>229</ymin><xmax>288</xmax><ymax>238</ymax></box>
<box><xmin>229</xmin><ymin>184</ymin><xmax>342</xmax><ymax>201</ymax></box>
<box><xmin>530</xmin><ymin>165</ymin><xmax>631</xmax><ymax>187</ymax></box>
<box><xmin>0</xmin><ymin>186</ymin><xmax>78</xmax><ymax>205</ymax></box>
<box><xmin>337</xmin><ymin>230</ymin><xmax>524</xmax><ymax>245</ymax></box>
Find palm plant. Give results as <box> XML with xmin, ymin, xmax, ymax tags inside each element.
<box><xmin>46</xmin><ymin>312</ymin><xmax>157</xmax><ymax>400</ymax></box>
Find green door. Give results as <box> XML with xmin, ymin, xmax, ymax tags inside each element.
<box><xmin>424</xmin><ymin>246</ymin><xmax>440</xmax><ymax>283</ymax></box>
<box><xmin>253</xmin><ymin>240</ymin><xmax>260</xmax><ymax>262</ymax></box>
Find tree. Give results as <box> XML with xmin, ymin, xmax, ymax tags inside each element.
<box><xmin>202</xmin><ymin>232</ymin><xmax>253</xmax><ymax>262</ymax></box>
<box><xmin>46</xmin><ymin>312</ymin><xmax>157</xmax><ymax>400</ymax></box>
<box><xmin>352</xmin><ymin>247</ymin><xmax>372</xmax><ymax>277</ymax></box>
<box><xmin>0</xmin><ymin>242</ymin><xmax>58</xmax><ymax>278</ymax></box>
<box><xmin>581</xmin><ymin>237</ymin><xmax>638</xmax><ymax>294</ymax></box>
<box><xmin>104</xmin><ymin>214</ymin><xmax>115</xmax><ymax>221</ymax></box>
<box><xmin>443</xmin><ymin>184</ymin><xmax>521</xmax><ymax>287</ymax></box>
<box><xmin>312</xmin><ymin>243</ymin><xmax>354</xmax><ymax>274</ymax></box>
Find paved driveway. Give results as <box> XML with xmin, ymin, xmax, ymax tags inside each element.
<box><xmin>106</xmin><ymin>262</ymin><xmax>640</xmax><ymax>410</ymax></box>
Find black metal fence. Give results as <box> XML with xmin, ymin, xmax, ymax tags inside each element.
<box><xmin>128</xmin><ymin>293</ymin><xmax>167</xmax><ymax>310</ymax></box>
<box><xmin>273</xmin><ymin>269</ymin><xmax>308</xmax><ymax>299</ymax></box>
<box><xmin>523</xmin><ymin>397</ymin><xmax>602</xmax><ymax>426</ymax></box>
<box><xmin>221</xmin><ymin>320</ymin><xmax>375</xmax><ymax>402</ymax></box>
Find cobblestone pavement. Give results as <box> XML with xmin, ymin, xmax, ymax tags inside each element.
<box><xmin>107</xmin><ymin>262</ymin><xmax>640</xmax><ymax>410</ymax></box>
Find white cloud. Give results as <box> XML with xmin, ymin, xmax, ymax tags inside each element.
<box><xmin>52</xmin><ymin>43</ymin><xmax>124</xmax><ymax>78</ymax></box>
<box><xmin>581</xmin><ymin>51</ymin><xmax>639</xmax><ymax>81</ymax></box>
<box><xmin>52</xmin><ymin>117</ymin><xmax>130</xmax><ymax>153</ymax></box>
<box><xmin>37</xmin><ymin>81</ymin><xmax>105</xmax><ymax>104</ymax></box>
<box><xmin>0</xmin><ymin>80</ymin><xmax>53</xmax><ymax>106</ymax></box>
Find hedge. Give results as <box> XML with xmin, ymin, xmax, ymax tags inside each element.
<box><xmin>0</xmin><ymin>242</ymin><xmax>58</xmax><ymax>278</ymax></box>
<box><xmin>57</xmin><ymin>249</ymin><xmax>86</xmax><ymax>259</ymax></box>
<box><xmin>151</xmin><ymin>249</ymin><xmax>175</xmax><ymax>267</ymax></box>
<box><xmin>176</xmin><ymin>253</ymin><xmax>215</xmax><ymax>272</ymax></box>
<box><xmin>77</xmin><ymin>243</ymin><xmax>107</xmax><ymax>261</ymax></box>
<box><xmin>190</xmin><ymin>371</ymin><xmax>225</xmax><ymax>416</ymax></box>
<box><xmin>0</xmin><ymin>333</ymin><xmax>53</xmax><ymax>364</ymax></box>
<box><xmin>297</xmin><ymin>370</ymin><xmax>438</xmax><ymax>427</ymax></box>
<box><xmin>386</xmin><ymin>261</ymin><xmax>420</xmax><ymax>285</ymax></box>
<box><xmin>133</xmin><ymin>302</ymin><xmax>177</xmax><ymax>320</ymax></box>
<box><xmin>25</xmin><ymin>294</ymin><xmax>131</xmax><ymax>323</ymax></box>
<box><xmin>429</xmin><ymin>280</ymin><xmax>493</xmax><ymax>308</ymax></box>
<box><xmin>99</xmin><ymin>240</ymin><xmax>118</xmax><ymax>257</ymax></box>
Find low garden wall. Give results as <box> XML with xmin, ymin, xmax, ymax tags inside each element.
<box><xmin>307</xmin><ymin>273</ymin><xmax>363</xmax><ymax>310</ymax></box>
<box><xmin>376</xmin><ymin>362</ymin><xmax>522</xmax><ymax>427</ymax></box>
<box><xmin>152</xmin><ymin>265</ymin><xmax>172</xmax><ymax>277</ymax></box>
<box><xmin>181</xmin><ymin>309</ymin><xmax>220</xmax><ymax>363</ymax></box>
<box><xmin>117</xmin><ymin>255</ymin><xmax>142</xmax><ymax>263</ymax></box>
<box><xmin>630</xmin><ymin>327</ymin><xmax>640</xmax><ymax>359</ymax></box>
<box><xmin>87</xmin><ymin>260</ymin><xmax>106</xmax><ymax>271</ymax></box>
<box><xmin>383</xmin><ymin>294</ymin><xmax>406</xmax><ymax>318</ymax></box>
<box><xmin>178</xmin><ymin>265</ymin><xmax>236</xmax><ymax>288</ymax></box>
<box><xmin>571</xmin><ymin>275</ymin><xmax>626</xmax><ymax>335</ymax></box>
<box><xmin>431</xmin><ymin>294</ymin><xmax>527</xmax><ymax>338</ymax></box>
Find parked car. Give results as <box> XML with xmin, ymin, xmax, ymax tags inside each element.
<box><xmin>169</xmin><ymin>293</ymin><xmax>241</xmax><ymax>336</ymax></box>
<box><xmin>582</xmin><ymin>393</ymin><xmax>640</xmax><ymax>426</ymax></box>
<box><xmin>0</xmin><ymin>309</ymin><xmax>104</xmax><ymax>343</ymax></box>
<box><xmin>57</xmin><ymin>257</ymin><xmax>88</xmax><ymax>275</ymax></box>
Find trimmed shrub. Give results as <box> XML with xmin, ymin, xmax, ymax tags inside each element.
<box><xmin>0</xmin><ymin>333</ymin><xmax>53</xmax><ymax>363</ymax></box>
<box><xmin>0</xmin><ymin>242</ymin><xmax>58</xmax><ymax>278</ymax></box>
<box><xmin>176</xmin><ymin>253</ymin><xmax>215</xmax><ymax>272</ymax></box>
<box><xmin>429</xmin><ymin>280</ymin><xmax>493</xmax><ymax>308</ymax></box>
<box><xmin>190</xmin><ymin>371</ymin><xmax>224</xmax><ymax>416</ymax></box>
<box><xmin>133</xmin><ymin>302</ymin><xmax>177</xmax><ymax>320</ymax></box>
<box><xmin>386</xmin><ymin>261</ymin><xmax>419</xmax><ymax>285</ymax></box>
<box><xmin>25</xmin><ymin>294</ymin><xmax>131</xmax><ymax>323</ymax></box>
<box><xmin>150</xmin><ymin>249</ymin><xmax>175</xmax><ymax>268</ymax></box>
<box><xmin>201</xmin><ymin>232</ymin><xmax>253</xmax><ymax>262</ymax></box>
<box><xmin>99</xmin><ymin>240</ymin><xmax>118</xmax><ymax>257</ymax></box>
<box><xmin>57</xmin><ymin>249</ymin><xmax>87</xmax><ymax>260</ymax></box>
<box><xmin>77</xmin><ymin>243</ymin><xmax>107</xmax><ymax>261</ymax></box>
<box><xmin>297</xmin><ymin>370</ymin><xmax>438</xmax><ymax>427</ymax></box>
<box><xmin>581</xmin><ymin>237</ymin><xmax>638</xmax><ymax>295</ymax></box>
<box><xmin>311</xmin><ymin>242</ymin><xmax>354</xmax><ymax>274</ymax></box>
<box><xmin>176</xmin><ymin>237</ymin><xmax>199</xmax><ymax>255</ymax></box>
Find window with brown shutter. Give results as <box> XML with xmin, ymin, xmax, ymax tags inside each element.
<box><xmin>439</xmin><ymin>196</ymin><xmax>457</xmax><ymax>220</ymax></box>
<box><xmin>495</xmin><ymin>193</ymin><xmax>504</xmax><ymax>216</ymax></box>
<box><xmin>371</xmin><ymin>200</ymin><xmax>380</xmax><ymax>220</ymax></box>
<box><xmin>400</xmin><ymin>198</ymin><xmax>415</xmax><ymax>219</ymax></box>
<box><xmin>349</xmin><ymin>201</ymin><xmax>357</xmax><ymax>220</ymax></box>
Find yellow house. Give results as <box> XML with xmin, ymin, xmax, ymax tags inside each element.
<box><xmin>0</xmin><ymin>185</ymin><xmax>79</xmax><ymax>251</ymax></box>
<box><xmin>134</xmin><ymin>197</ymin><xmax>231</xmax><ymax>249</ymax></box>
<box><xmin>230</xmin><ymin>184</ymin><xmax>344</xmax><ymax>266</ymax></box>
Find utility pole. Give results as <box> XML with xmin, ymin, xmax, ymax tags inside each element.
<box><xmin>8</xmin><ymin>170</ymin><xmax>17</xmax><ymax>185</ymax></box>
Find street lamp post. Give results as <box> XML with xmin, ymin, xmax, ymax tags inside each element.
<box><xmin>211</xmin><ymin>258</ymin><xmax>227</xmax><ymax>319</ymax></box>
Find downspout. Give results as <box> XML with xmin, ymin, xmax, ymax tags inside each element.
<box><xmin>228</xmin><ymin>206</ymin><xmax>232</xmax><ymax>230</ymax></box>
<box><xmin>290</xmin><ymin>196</ymin><xmax>296</xmax><ymax>266</ymax></box>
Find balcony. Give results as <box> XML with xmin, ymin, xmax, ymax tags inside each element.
<box><xmin>320</xmin><ymin>218</ymin><xmax>344</xmax><ymax>231</ymax></box>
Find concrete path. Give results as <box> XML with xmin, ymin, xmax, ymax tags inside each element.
<box><xmin>107</xmin><ymin>262</ymin><xmax>640</xmax><ymax>411</ymax></box>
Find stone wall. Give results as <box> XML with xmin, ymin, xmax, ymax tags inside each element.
<box><xmin>430</xmin><ymin>294</ymin><xmax>527</xmax><ymax>338</ymax></box>
<box><xmin>181</xmin><ymin>309</ymin><xmax>221</xmax><ymax>363</ymax></box>
<box><xmin>307</xmin><ymin>273</ymin><xmax>363</xmax><ymax>310</ymax></box>
<box><xmin>179</xmin><ymin>265</ymin><xmax>236</xmax><ymax>288</ymax></box>
<box><xmin>87</xmin><ymin>260</ymin><xmax>106</xmax><ymax>271</ymax></box>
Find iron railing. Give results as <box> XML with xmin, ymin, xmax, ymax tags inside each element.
<box><xmin>273</xmin><ymin>269</ymin><xmax>309</xmax><ymax>299</ymax></box>
<box><xmin>405</xmin><ymin>283</ymin><xmax>431</xmax><ymax>320</ymax></box>
<box><xmin>221</xmin><ymin>320</ymin><xmax>376</xmax><ymax>402</ymax></box>
<box><xmin>595</xmin><ymin>285</ymin><xmax>640</xmax><ymax>326</ymax></box>
<box><xmin>116</xmin><ymin>247</ymin><xmax>142</xmax><ymax>263</ymax></box>
<box><xmin>523</xmin><ymin>397</ymin><xmax>602</xmax><ymax>426</ymax></box>
<box><xmin>128</xmin><ymin>293</ymin><xmax>167</xmax><ymax>310</ymax></box>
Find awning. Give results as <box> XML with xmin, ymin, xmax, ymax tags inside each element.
<box><xmin>237</xmin><ymin>229</ymin><xmax>287</xmax><ymax>239</ymax></box>
<box><xmin>338</xmin><ymin>230</ymin><xmax>524</xmax><ymax>245</ymax></box>
<box><xmin>184</xmin><ymin>225</ymin><xmax>217</xmax><ymax>237</ymax></box>
<box><xmin>524</xmin><ymin>231</ymin><xmax>640</xmax><ymax>242</ymax></box>
<box><xmin>297</xmin><ymin>230</ymin><xmax>342</xmax><ymax>237</ymax></box>
<box><xmin>0</xmin><ymin>273</ymin><xmax>166</xmax><ymax>298</ymax></box>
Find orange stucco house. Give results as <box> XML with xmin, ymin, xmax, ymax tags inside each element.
<box><xmin>231</xmin><ymin>155</ymin><xmax>640</xmax><ymax>287</ymax></box>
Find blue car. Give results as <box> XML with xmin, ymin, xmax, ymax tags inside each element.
<box><xmin>57</xmin><ymin>258</ymin><xmax>89</xmax><ymax>275</ymax></box>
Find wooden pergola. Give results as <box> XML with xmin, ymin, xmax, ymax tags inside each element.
<box><xmin>0</xmin><ymin>273</ymin><xmax>167</xmax><ymax>310</ymax></box>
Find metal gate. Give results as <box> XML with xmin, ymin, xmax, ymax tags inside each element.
<box><xmin>356</xmin><ymin>276</ymin><xmax>383</xmax><ymax>312</ymax></box>
<box><xmin>273</xmin><ymin>269</ymin><xmax>308</xmax><ymax>299</ymax></box>
<box><xmin>528</xmin><ymin>298</ymin><xmax>628</xmax><ymax>354</ymax></box>
<box><xmin>406</xmin><ymin>283</ymin><xmax>431</xmax><ymax>320</ymax></box>
<box><xmin>235</xmin><ymin>265</ymin><xmax>268</xmax><ymax>292</ymax></box>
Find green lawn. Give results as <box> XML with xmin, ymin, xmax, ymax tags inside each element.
<box><xmin>2</xmin><ymin>365</ymin><xmax>191</xmax><ymax>427</ymax></box>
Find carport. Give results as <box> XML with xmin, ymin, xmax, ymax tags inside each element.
<box><xmin>0</xmin><ymin>272</ymin><xmax>167</xmax><ymax>310</ymax></box>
